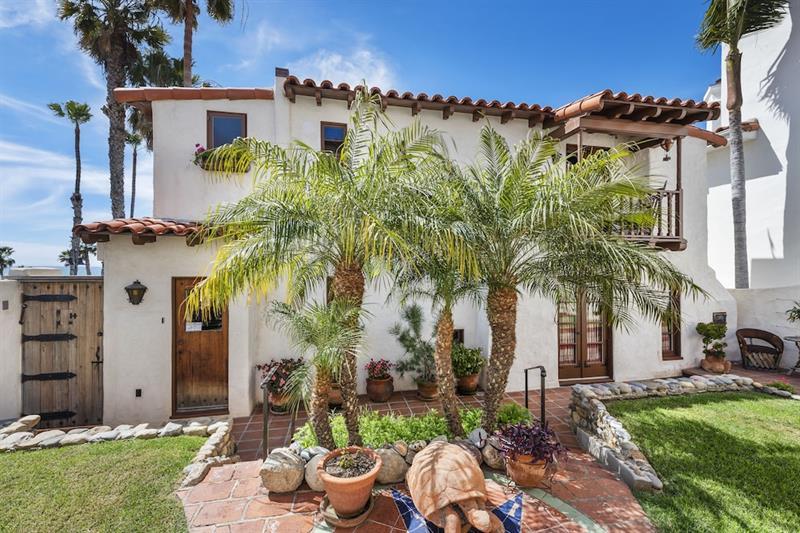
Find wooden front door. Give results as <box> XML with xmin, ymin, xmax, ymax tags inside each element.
<box><xmin>173</xmin><ymin>278</ymin><xmax>228</xmax><ymax>416</ymax></box>
<box><xmin>20</xmin><ymin>279</ymin><xmax>103</xmax><ymax>428</ymax></box>
<box><xmin>557</xmin><ymin>295</ymin><xmax>612</xmax><ymax>382</ymax></box>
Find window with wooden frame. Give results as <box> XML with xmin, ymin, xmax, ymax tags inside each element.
<box><xmin>661</xmin><ymin>290</ymin><xmax>681</xmax><ymax>360</ymax></box>
<box><xmin>452</xmin><ymin>329</ymin><xmax>465</xmax><ymax>345</ymax></box>
<box><xmin>321</xmin><ymin>122</ymin><xmax>346</xmax><ymax>153</ymax></box>
<box><xmin>207</xmin><ymin>111</ymin><xmax>247</xmax><ymax>149</ymax></box>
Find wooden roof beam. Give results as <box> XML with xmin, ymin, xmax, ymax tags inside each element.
<box><xmin>411</xmin><ymin>102</ymin><xmax>421</xmax><ymax>116</ymax></box>
<box><xmin>500</xmin><ymin>110</ymin><xmax>513</xmax><ymax>124</ymax></box>
<box><xmin>131</xmin><ymin>234</ymin><xmax>157</xmax><ymax>245</ymax></box>
<box><xmin>627</xmin><ymin>106</ymin><xmax>662</xmax><ymax>121</ymax></box>
<box><xmin>442</xmin><ymin>104</ymin><xmax>455</xmax><ymax>120</ymax></box>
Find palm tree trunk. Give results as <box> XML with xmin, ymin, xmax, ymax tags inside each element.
<box><xmin>481</xmin><ymin>286</ymin><xmax>518</xmax><ymax>432</ymax></box>
<box><xmin>311</xmin><ymin>369</ymin><xmax>335</xmax><ymax>449</ymax></box>
<box><xmin>727</xmin><ymin>47</ymin><xmax>749</xmax><ymax>288</ymax></box>
<box><xmin>331</xmin><ymin>261</ymin><xmax>365</xmax><ymax>446</ymax></box>
<box><xmin>433</xmin><ymin>307</ymin><xmax>463</xmax><ymax>437</ymax></box>
<box><xmin>106</xmin><ymin>45</ymin><xmax>126</xmax><ymax>219</ymax></box>
<box><xmin>130</xmin><ymin>145</ymin><xmax>137</xmax><ymax>217</ymax></box>
<box><xmin>182</xmin><ymin>0</ymin><xmax>194</xmax><ymax>87</ymax></box>
<box><xmin>69</xmin><ymin>123</ymin><xmax>83</xmax><ymax>276</ymax></box>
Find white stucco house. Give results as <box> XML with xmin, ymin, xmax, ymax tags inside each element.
<box><xmin>74</xmin><ymin>68</ymin><xmax>737</xmax><ymax>426</ymax></box>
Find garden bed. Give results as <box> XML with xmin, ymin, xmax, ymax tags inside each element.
<box><xmin>607</xmin><ymin>392</ymin><xmax>800</xmax><ymax>532</ymax></box>
<box><xmin>0</xmin><ymin>436</ymin><xmax>205</xmax><ymax>531</ymax></box>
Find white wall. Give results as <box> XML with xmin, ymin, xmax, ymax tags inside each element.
<box><xmin>708</xmin><ymin>4</ymin><xmax>800</xmax><ymax>288</ymax></box>
<box><xmin>0</xmin><ymin>280</ymin><xmax>21</xmax><ymax>420</ymax></box>
<box><xmin>731</xmin><ymin>285</ymin><xmax>800</xmax><ymax>369</ymax></box>
<box><xmin>98</xmin><ymin>237</ymin><xmax>253</xmax><ymax>425</ymax></box>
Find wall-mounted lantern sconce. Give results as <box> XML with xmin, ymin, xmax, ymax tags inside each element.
<box><xmin>125</xmin><ymin>280</ymin><xmax>147</xmax><ymax>305</ymax></box>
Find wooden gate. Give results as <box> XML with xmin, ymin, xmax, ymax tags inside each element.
<box><xmin>19</xmin><ymin>279</ymin><xmax>103</xmax><ymax>428</ymax></box>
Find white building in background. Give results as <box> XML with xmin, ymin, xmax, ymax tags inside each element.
<box><xmin>705</xmin><ymin>2</ymin><xmax>799</xmax><ymax>288</ymax></box>
<box><xmin>73</xmin><ymin>69</ymin><xmax>736</xmax><ymax>425</ymax></box>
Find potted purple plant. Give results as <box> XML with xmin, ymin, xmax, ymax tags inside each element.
<box><xmin>495</xmin><ymin>422</ymin><xmax>566</xmax><ymax>487</ymax></box>
<box><xmin>365</xmin><ymin>358</ymin><xmax>394</xmax><ymax>402</ymax></box>
<box><xmin>256</xmin><ymin>358</ymin><xmax>303</xmax><ymax>414</ymax></box>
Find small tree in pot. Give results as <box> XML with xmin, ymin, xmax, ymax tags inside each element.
<box><xmin>365</xmin><ymin>358</ymin><xmax>394</xmax><ymax>402</ymax></box>
<box><xmin>496</xmin><ymin>422</ymin><xmax>566</xmax><ymax>488</ymax></box>
<box><xmin>257</xmin><ymin>358</ymin><xmax>303</xmax><ymax>414</ymax></box>
<box><xmin>452</xmin><ymin>344</ymin><xmax>485</xmax><ymax>395</ymax></box>
<box><xmin>392</xmin><ymin>304</ymin><xmax>438</xmax><ymax>401</ymax></box>
<box><xmin>697</xmin><ymin>322</ymin><xmax>730</xmax><ymax>373</ymax></box>
<box><xmin>318</xmin><ymin>446</ymin><xmax>382</xmax><ymax>525</ymax></box>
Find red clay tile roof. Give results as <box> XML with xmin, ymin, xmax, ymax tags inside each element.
<box><xmin>554</xmin><ymin>90</ymin><xmax>720</xmax><ymax>125</ymax></box>
<box><xmin>74</xmin><ymin>217</ymin><xmax>199</xmax><ymax>244</ymax></box>
<box><xmin>115</xmin><ymin>87</ymin><xmax>274</xmax><ymax>103</ymax></box>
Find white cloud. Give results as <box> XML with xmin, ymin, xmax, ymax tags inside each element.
<box><xmin>0</xmin><ymin>0</ymin><xmax>52</xmax><ymax>29</ymax></box>
<box><xmin>0</xmin><ymin>92</ymin><xmax>62</xmax><ymax>125</ymax></box>
<box><xmin>226</xmin><ymin>20</ymin><xmax>291</xmax><ymax>71</ymax></box>
<box><xmin>1</xmin><ymin>240</ymin><xmax>64</xmax><ymax>268</ymax></box>
<box><xmin>288</xmin><ymin>48</ymin><xmax>396</xmax><ymax>88</ymax></box>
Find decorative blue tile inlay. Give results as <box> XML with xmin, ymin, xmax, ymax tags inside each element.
<box><xmin>391</xmin><ymin>489</ymin><xmax>522</xmax><ymax>533</ymax></box>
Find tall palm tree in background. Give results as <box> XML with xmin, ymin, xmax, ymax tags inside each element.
<box><xmin>697</xmin><ymin>0</ymin><xmax>789</xmax><ymax>289</ymax></box>
<box><xmin>271</xmin><ymin>300</ymin><xmax>364</xmax><ymax>450</ymax></box>
<box><xmin>458</xmin><ymin>126</ymin><xmax>703</xmax><ymax>431</ymax></box>
<box><xmin>59</xmin><ymin>0</ymin><xmax>168</xmax><ymax>219</ymax></box>
<box><xmin>59</xmin><ymin>244</ymin><xmax>97</xmax><ymax>275</ymax></box>
<box><xmin>155</xmin><ymin>0</ymin><xmax>234</xmax><ymax>87</ymax></box>
<box><xmin>186</xmin><ymin>89</ymin><xmax>451</xmax><ymax>446</ymax></box>
<box><xmin>48</xmin><ymin>100</ymin><xmax>92</xmax><ymax>276</ymax></box>
<box><xmin>0</xmin><ymin>247</ymin><xmax>14</xmax><ymax>278</ymax></box>
<box><xmin>126</xmin><ymin>132</ymin><xmax>142</xmax><ymax>217</ymax></box>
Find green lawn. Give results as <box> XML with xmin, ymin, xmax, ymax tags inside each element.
<box><xmin>607</xmin><ymin>392</ymin><xmax>800</xmax><ymax>533</ymax></box>
<box><xmin>0</xmin><ymin>436</ymin><xmax>205</xmax><ymax>532</ymax></box>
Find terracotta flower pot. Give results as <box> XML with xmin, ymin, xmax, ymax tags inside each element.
<box><xmin>506</xmin><ymin>456</ymin><xmax>549</xmax><ymax>488</ymax></box>
<box><xmin>366</xmin><ymin>377</ymin><xmax>393</xmax><ymax>403</ymax></box>
<box><xmin>328</xmin><ymin>383</ymin><xmax>343</xmax><ymax>408</ymax></box>
<box><xmin>318</xmin><ymin>447</ymin><xmax>382</xmax><ymax>519</ymax></box>
<box><xmin>268</xmin><ymin>392</ymin><xmax>289</xmax><ymax>415</ymax></box>
<box><xmin>417</xmin><ymin>381</ymin><xmax>439</xmax><ymax>401</ymax></box>
<box><xmin>701</xmin><ymin>354</ymin><xmax>731</xmax><ymax>374</ymax></box>
<box><xmin>456</xmin><ymin>374</ymin><xmax>480</xmax><ymax>395</ymax></box>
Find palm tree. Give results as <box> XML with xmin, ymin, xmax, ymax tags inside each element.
<box><xmin>155</xmin><ymin>0</ymin><xmax>234</xmax><ymax>87</ymax></box>
<box><xmin>697</xmin><ymin>0</ymin><xmax>789</xmax><ymax>288</ymax></box>
<box><xmin>0</xmin><ymin>247</ymin><xmax>14</xmax><ymax>278</ymax></box>
<box><xmin>126</xmin><ymin>132</ymin><xmax>142</xmax><ymax>216</ymax></box>
<box><xmin>59</xmin><ymin>0</ymin><xmax>168</xmax><ymax>218</ymax></box>
<box><xmin>186</xmin><ymin>89</ymin><xmax>450</xmax><ymax>445</ymax></box>
<box><xmin>48</xmin><ymin>101</ymin><xmax>92</xmax><ymax>276</ymax></box>
<box><xmin>456</xmin><ymin>126</ymin><xmax>703</xmax><ymax>431</ymax></box>
<box><xmin>270</xmin><ymin>300</ymin><xmax>364</xmax><ymax>449</ymax></box>
<box><xmin>59</xmin><ymin>244</ymin><xmax>96</xmax><ymax>275</ymax></box>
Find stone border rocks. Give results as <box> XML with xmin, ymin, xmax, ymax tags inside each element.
<box><xmin>180</xmin><ymin>421</ymin><xmax>237</xmax><ymax>487</ymax></box>
<box><xmin>569</xmin><ymin>373</ymin><xmax>799</xmax><ymax>492</ymax></box>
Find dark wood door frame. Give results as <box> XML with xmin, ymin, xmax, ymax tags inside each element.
<box><xmin>171</xmin><ymin>277</ymin><xmax>229</xmax><ymax>418</ymax></box>
<box><xmin>557</xmin><ymin>295</ymin><xmax>613</xmax><ymax>384</ymax></box>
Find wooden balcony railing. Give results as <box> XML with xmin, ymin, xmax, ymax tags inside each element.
<box><xmin>617</xmin><ymin>189</ymin><xmax>686</xmax><ymax>250</ymax></box>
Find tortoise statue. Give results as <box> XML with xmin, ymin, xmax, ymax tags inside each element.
<box><xmin>406</xmin><ymin>440</ymin><xmax>504</xmax><ymax>532</ymax></box>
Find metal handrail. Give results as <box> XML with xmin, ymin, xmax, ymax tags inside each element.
<box><xmin>523</xmin><ymin>365</ymin><xmax>547</xmax><ymax>425</ymax></box>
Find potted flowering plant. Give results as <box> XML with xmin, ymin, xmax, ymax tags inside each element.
<box><xmin>697</xmin><ymin>322</ymin><xmax>730</xmax><ymax>373</ymax></box>
<box><xmin>256</xmin><ymin>358</ymin><xmax>303</xmax><ymax>414</ymax></box>
<box><xmin>365</xmin><ymin>358</ymin><xmax>394</xmax><ymax>402</ymax></box>
<box><xmin>496</xmin><ymin>422</ymin><xmax>566</xmax><ymax>487</ymax></box>
<box><xmin>452</xmin><ymin>344</ymin><xmax>485</xmax><ymax>395</ymax></box>
<box><xmin>192</xmin><ymin>142</ymin><xmax>250</xmax><ymax>172</ymax></box>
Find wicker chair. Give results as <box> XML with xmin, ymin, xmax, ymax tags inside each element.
<box><xmin>736</xmin><ymin>328</ymin><xmax>784</xmax><ymax>370</ymax></box>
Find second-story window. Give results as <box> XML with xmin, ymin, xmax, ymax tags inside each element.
<box><xmin>207</xmin><ymin>111</ymin><xmax>247</xmax><ymax>149</ymax></box>
<box><xmin>321</xmin><ymin>122</ymin><xmax>346</xmax><ymax>153</ymax></box>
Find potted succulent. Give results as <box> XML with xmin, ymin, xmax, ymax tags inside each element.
<box><xmin>392</xmin><ymin>305</ymin><xmax>438</xmax><ymax>401</ymax></box>
<box><xmin>696</xmin><ymin>322</ymin><xmax>730</xmax><ymax>373</ymax></box>
<box><xmin>452</xmin><ymin>344</ymin><xmax>485</xmax><ymax>395</ymax></box>
<box><xmin>328</xmin><ymin>378</ymin><xmax>344</xmax><ymax>408</ymax></box>
<box><xmin>256</xmin><ymin>358</ymin><xmax>303</xmax><ymax>414</ymax></box>
<box><xmin>318</xmin><ymin>446</ymin><xmax>382</xmax><ymax>520</ymax></box>
<box><xmin>365</xmin><ymin>358</ymin><xmax>394</xmax><ymax>402</ymax></box>
<box><xmin>496</xmin><ymin>422</ymin><xmax>566</xmax><ymax>488</ymax></box>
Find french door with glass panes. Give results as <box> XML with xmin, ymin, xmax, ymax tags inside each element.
<box><xmin>557</xmin><ymin>295</ymin><xmax>612</xmax><ymax>381</ymax></box>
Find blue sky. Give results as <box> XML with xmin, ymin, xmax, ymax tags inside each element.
<box><xmin>0</xmin><ymin>0</ymin><xmax>720</xmax><ymax>267</ymax></box>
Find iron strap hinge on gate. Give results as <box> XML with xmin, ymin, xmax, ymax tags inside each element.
<box><xmin>21</xmin><ymin>371</ymin><xmax>77</xmax><ymax>382</ymax></box>
<box><xmin>21</xmin><ymin>333</ymin><xmax>77</xmax><ymax>342</ymax></box>
<box><xmin>26</xmin><ymin>410</ymin><xmax>76</xmax><ymax>422</ymax></box>
<box><xmin>22</xmin><ymin>294</ymin><xmax>77</xmax><ymax>302</ymax></box>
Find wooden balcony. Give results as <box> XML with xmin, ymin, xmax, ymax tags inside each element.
<box><xmin>618</xmin><ymin>189</ymin><xmax>686</xmax><ymax>251</ymax></box>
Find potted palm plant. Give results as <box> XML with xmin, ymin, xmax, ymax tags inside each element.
<box><xmin>496</xmin><ymin>422</ymin><xmax>566</xmax><ymax>487</ymax></box>
<box><xmin>257</xmin><ymin>358</ymin><xmax>303</xmax><ymax>414</ymax></box>
<box><xmin>365</xmin><ymin>358</ymin><xmax>394</xmax><ymax>402</ymax></box>
<box><xmin>392</xmin><ymin>305</ymin><xmax>438</xmax><ymax>401</ymax></box>
<box><xmin>697</xmin><ymin>322</ymin><xmax>730</xmax><ymax>373</ymax></box>
<box><xmin>452</xmin><ymin>344</ymin><xmax>485</xmax><ymax>395</ymax></box>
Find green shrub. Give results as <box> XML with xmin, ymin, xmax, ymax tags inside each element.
<box><xmin>696</xmin><ymin>322</ymin><xmax>728</xmax><ymax>357</ymax></box>
<box><xmin>451</xmin><ymin>344</ymin><xmax>485</xmax><ymax>378</ymax></box>
<box><xmin>292</xmin><ymin>402</ymin><xmax>532</xmax><ymax>448</ymax></box>
<box><xmin>766</xmin><ymin>381</ymin><xmax>796</xmax><ymax>394</ymax></box>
